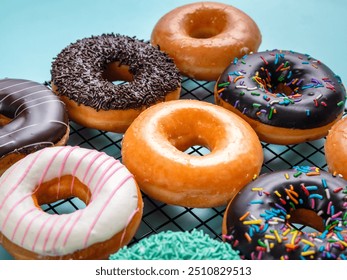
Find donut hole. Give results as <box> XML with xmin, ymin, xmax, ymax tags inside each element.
<box><xmin>40</xmin><ymin>197</ymin><xmax>86</xmax><ymax>214</ymax></box>
<box><xmin>287</xmin><ymin>208</ymin><xmax>324</xmax><ymax>233</ymax></box>
<box><xmin>0</xmin><ymin>113</ymin><xmax>12</xmax><ymax>126</ymax></box>
<box><xmin>184</xmin><ymin>145</ymin><xmax>211</xmax><ymax>156</ymax></box>
<box><xmin>273</xmin><ymin>83</ymin><xmax>294</xmax><ymax>96</ymax></box>
<box><xmin>184</xmin><ymin>9</ymin><xmax>227</xmax><ymax>39</ymax></box>
<box><xmin>102</xmin><ymin>61</ymin><xmax>134</xmax><ymax>85</ymax></box>
<box><xmin>33</xmin><ymin>175</ymin><xmax>91</xmax><ymax>214</ymax></box>
<box><xmin>158</xmin><ymin>107</ymin><xmax>225</xmax><ymax>156</ymax></box>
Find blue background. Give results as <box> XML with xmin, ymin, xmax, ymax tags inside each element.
<box><xmin>0</xmin><ymin>0</ymin><xmax>346</xmax><ymax>260</ymax></box>
<box><xmin>0</xmin><ymin>0</ymin><xmax>346</xmax><ymax>84</ymax></box>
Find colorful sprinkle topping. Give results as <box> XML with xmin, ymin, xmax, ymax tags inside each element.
<box><xmin>225</xmin><ymin>166</ymin><xmax>347</xmax><ymax>260</ymax></box>
<box><xmin>216</xmin><ymin>50</ymin><xmax>346</xmax><ymax>129</ymax></box>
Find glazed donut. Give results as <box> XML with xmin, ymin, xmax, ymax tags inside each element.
<box><xmin>0</xmin><ymin>78</ymin><xmax>69</xmax><ymax>176</ymax></box>
<box><xmin>0</xmin><ymin>146</ymin><xmax>143</xmax><ymax>259</ymax></box>
<box><xmin>151</xmin><ymin>1</ymin><xmax>261</xmax><ymax>81</ymax></box>
<box><xmin>222</xmin><ymin>166</ymin><xmax>347</xmax><ymax>260</ymax></box>
<box><xmin>215</xmin><ymin>50</ymin><xmax>347</xmax><ymax>145</ymax></box>
<box><xmin>325</xmin><ymin>117</ymin><xmax>347</xmax><ymax>178</ymax></box>
<box><xmin>122</xmin><ymin>99</ymin><xmax>263</xmax><ymax>208</ymax></box>
<box><xmin>51</xmin><ymin>33</ymin><xmax>181</xmax><ymax>133</ymax></box>
<box><xmin>109</xmin><ymin>229</ymin><xmax>240</xmax><ymax>260</ymax></box>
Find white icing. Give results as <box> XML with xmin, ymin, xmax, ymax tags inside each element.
<box><xmin>0</xmin><ymin>146</ymin><xmax>139</xmax><ymax>256</ymax></box>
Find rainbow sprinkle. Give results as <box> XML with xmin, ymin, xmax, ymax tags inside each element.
<box><xmin>225</xmin><ymin>166</ymin><xmax>347</xmax><ymax>260</ymax></box>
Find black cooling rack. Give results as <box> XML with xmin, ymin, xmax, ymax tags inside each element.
<box><xmin>0</xmin><ymin>77</ymin><xmax>344</xmax><ymax>259</ymax></box>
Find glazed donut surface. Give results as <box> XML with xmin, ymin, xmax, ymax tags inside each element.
<box><xmin>0</xmin><ymin>146</ymin><xmax>143</xmax><ymax>259</ymax></box>
<box><xmin>325</xmin><ymin>117</ymin><xmax>347</xmax><ymax>178</ymax></box>
<box><xmin>0</xmin><ymin>78</ymin><xmax>69</xmax><ymax>175</ymax></box>
<box><xmin>151</xmin><ymin>1</ymin><xmax>261</xmax><ymax>81</ymax></box>
<box><xmin>51</xmin><ymin>34</ymin><xmax>181</xmax><ymax>132</ymax></box>
<box><xmin>223</xmin><ymin>166</ymin><xmax>347</xmax><ymax>260</ymax></box>
<box><xmin>122</xmin><ymin>99</ymin><xmax>263</xmax><ymax>208</ymax></box>
<box><xmin>215</xmin><ymin>50</ymin><xmax>347</xmax><ymax>144</ymax></box>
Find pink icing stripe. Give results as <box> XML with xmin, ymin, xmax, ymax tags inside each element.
<box><xmin>51</xmin><ymin>214</ymin><xmax>74</xmax><ymax>253</ymax></box>
<box><xmin>69</xmin><ymin>150</ymin><xmax>95</xmax><ymax>193</ymax></box>
<box><xmin>32</xmin><ymin>215</ymin><xmax>53</xmax><ymax>251</ymax></box>
<box><xmin>86</xmin><ymin>157</ymin><xmax>112</xmax><ymax>187</ymax></box>
<box><xmin>0</xmin><ymin>149</ymin><xmax>45</xmax><ymax>211</ymax></box>
<box><xmin>91</xmin><ymin>163</ymin><xmax>124</xmax><ymax>200</ymax></box>
<box><xmin>37</xmin><ymin>146</ymin><xmax>66</xmax><ymax>187</ymax></box>
<box><xmin>82</xmin><ymin>152</ymin><xmax>105</xmax><ymax>182</ymax></box>
<box><xmin>119</xmin><ymin>207</ymin><xmax>140</xmax><ymax>246</ymax></box>
<box><xmin>1</xmin><ymin>194</ymin><xmax>31</xmax><ymax>230</ymax></box>
<box><xmin>56</xmin><ymin>146</ymin><xmax>79</xmax><ymax>199</ymax></box>
<box><xmin>42</xmin><ymin>215</ymin><xmax>61</xmax><ymax>252</ymax></box>
<box><xmin>11</xmin><ymin>207</ymin><xmax>36</xmax><ymax>241</ymax></box>
<box><xmin>62</xmin><ymin>210</ymin><xmax>84</xmax><ymax>247</ymax></box>
<box><xmin>20</xmin><ymin>211</ymin><xmax>44</xmax><ymax>246</ymax></box>
<box><xmin>83</xmin><ymin>174</ymin><xmax>134</xmax><ymax>247</ymax></box>
<box><xmin>92</xmin><ymin>165</ymin><xmax>125</xmax><ymax>201</ymax></box>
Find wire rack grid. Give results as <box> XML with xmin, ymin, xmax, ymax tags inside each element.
<box><xmin>0</xmin><ymin>77</ymin><xmax>344</xmax><ymax>259</ymax></box>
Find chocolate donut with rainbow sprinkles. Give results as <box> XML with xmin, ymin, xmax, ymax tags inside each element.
<box><xmin>222</xmin><ymin>166</ymin><xmax>347</xmax><ymax>260</ymax></box>
<box><xmin>214</xmin><ymin>50</ymin><xmax>346</xmax><ymax>144</ymax></box>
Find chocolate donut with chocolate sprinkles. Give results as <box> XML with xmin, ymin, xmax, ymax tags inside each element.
<box><xmin>51</xmin><ymin>33</ymin><xmax>181</xmax><ymax>132</ymax></box>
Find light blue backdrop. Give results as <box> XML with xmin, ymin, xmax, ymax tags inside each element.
<box><xmin>1</xmin><ymin>0</ymin><xmax>346</xmax><ymax>84</ymax></box>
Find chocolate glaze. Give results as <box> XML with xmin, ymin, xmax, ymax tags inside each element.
<box><xmin>0</xmin><ymin>78</ymin><xmax>69</xmax><ymax>158</ymax></box>
<box><xmin>216</xmin><ymin>50</ymin><xmax>346</xmax><ymax>129</ymax></box>
<box><xmin>224</xmin><ymin>167</ymin><xmax>347</xmax><ymax>260</ymax></box>
<box><xmin>51</xmin><ymin>34</ymin><xmax>181</xmax><ymax>111</ymax></box>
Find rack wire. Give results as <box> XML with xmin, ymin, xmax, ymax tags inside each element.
<box><xmin>0</xmin><ymin>77</ymin><xmax>344</xmax><ymax>259</ymax></box>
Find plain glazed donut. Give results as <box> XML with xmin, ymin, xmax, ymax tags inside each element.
<box><xmin>109</xmin><ymin>229</ymin><xmax>240</xmax><ymax>260</ymax></box>
<box><xmin>51</xmin><ymin>33</ymin><xmax>181</xmax><ymax>133</ymax></box>
<box><xmin>222</xmin><ymin>166</ymin><xmax>347</xmax><ymax>260</ymax></box>
<box><xmin>0</xmin><ymin>146</ymin><xmax>143</xmax><ymax>259</ymax></box>
<box><xmin>151</xmin><ymin>1</ymin><xmax>261</xmax><ymax>81</ymax></box>
<box><xmin>325</xmin><ymin>117</ymin><xmax>347</xmax><ymax>178</ymax></box>
<box><xmin>122</xmin><ymin>99</ymin><xmax>263</xmax><ymax>208</ymax></box>
<box><xmin>0</xmin><ymin>78</ymin><xmax>69</xmax><ymax>176</ymax></box>
<box><xmin>215</xmin><ymin>50</ymin><xmax>347</xmax><ymax>145</ymax></box>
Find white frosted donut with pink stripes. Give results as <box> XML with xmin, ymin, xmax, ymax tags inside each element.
<box><xmin>0</xmin><ymin>146</ymin><xmax>141</xmax><ymax>258</ymax></box>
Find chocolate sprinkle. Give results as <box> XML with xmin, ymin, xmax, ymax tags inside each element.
<box><xmin>51</xmin><ymin>34</ymin><xmax>181</xmax><ymax>111</ymax></box>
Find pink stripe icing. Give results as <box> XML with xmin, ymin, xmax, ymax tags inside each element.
<box><xmin>37</xmin><ymin>146</ymin><xmax>66</xmax><ymax>187</ymax></box>
<box><xmin>11</xmin><ymin>207</ymin><xmax>36</xmax><ymax>241</ymax></box>
<box><xmin>51</xmin><ymin>214</ymin><xmax>74</xmax><ymax>253</ymax></box>
<box><xmin>83</xmin><ymin>174</ymin><xmax>134</xmax><ymax>247</ymax></box>
<box><xmin>70</xmin><ymin>150</ymin><xmax>94</xmax><ymax>193</ymax></box>
<box><xmin>62</xmin><ymin>210</ymin><xmax>84</xmax><ymax>247</ymax></box>
<box><xmin>42</xmin><ymin>215</ymin><xmax>61</xmax><ymax>252</ymax></box>
<box><xmin>91</xmin><ymin>164</ymin><xmax>124</xmax><ymax>201</ymax></box>
<box><xmin>21</xmin><ymin>211</ymin><xmax>44</xmax><ymax>246</ymax></box>
<box><xmin>120</xmin><ymin>207</ymin><xmax>140</xmax><ymax>246</ymax></box>
<box><xmin>0</xmin><ymin>149</ymin><xmax>45</xmax><ymax>212</ymax></box>
<box><xmin>0</xmin><ymin>146</ymin><xmax>139</xmax><ymax>256</ymax></box>
<box><xmin>56</xmin><ymin>146</ymin><xmax>78</xmax><ymax>198</ymax></box>
<box><xmin>82</xmin><ymin>152</ymin><xmax>105</xmax><ymax>182</ymax></box>
<box><xmin>32</xmin><ymin>215</ymin><xmax>52</xmax><ymax>251</ymax></box>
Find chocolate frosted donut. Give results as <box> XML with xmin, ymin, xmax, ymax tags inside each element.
<box><xmin>51</xmin><ymin>33</ymin><xmax>181</xmax><ymax>132</ymax></box>
<box><xmin>215</xmin><ymin>50</ymin><xmax>346</xmax><ymax>144</ymax></box>
<box><xmin>222</xmin><ymin>167</ymin><xmax>347</xmax><ymax>260</ymax></box>
<box><xmin>0</xmin><ymin>78</ymin><xmax>69</xmax><ymax>175</ymax></box>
